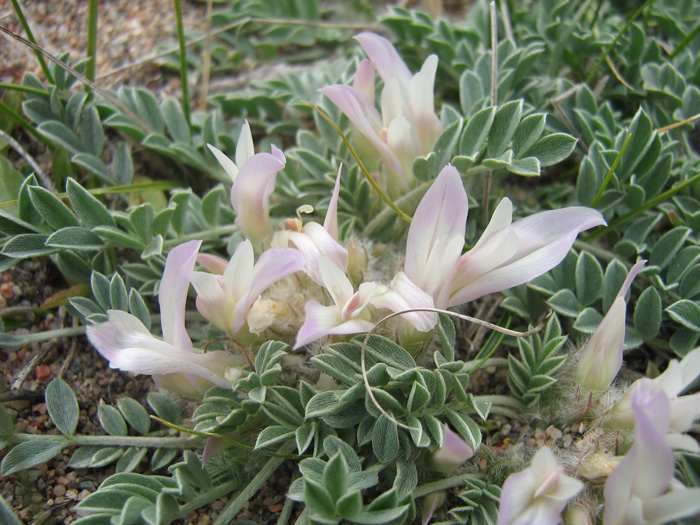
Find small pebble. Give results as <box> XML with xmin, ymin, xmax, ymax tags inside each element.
<box><xmin>53</xmin><ymin>485</ymin><xmax>66</xmax><ymax>497</ymax></box>
<box><xmin>35</xmin><ymin>365</ymin><xmax>52</xmax><ymax>380</ymax></box>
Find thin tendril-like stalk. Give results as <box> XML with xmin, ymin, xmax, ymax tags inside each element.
<box><xmin>0</xmin><ymin>180</ymin><xmax>181</xmax><ymax>209</ymax></box>
<box><xmin>0</xmin><ymin>99</ymin><xmax>54</xmax><ymax>148</ymax></box>
<box><xmin>85</xmin><ymin>0</ymin><xmax>99</xmax><ymax>88</ymax></box>
<box><xmin>0</xmin><ymin>26</ymin><xmax>154</xmax><ymax>134</ymax></box>
<box><xmin>482</xmin><ymin>0</ymin><xmax>498</xmax><ymax>225</ymax></box>
<box><xmin>590</xmin><ymin>132</ymin><xmax>632</xmax><ymax>207</ymax></box>
<box><xmin>585</xmin><ymin>0</ymin><xmax>654</xmax><ymax>84</ymax></box>
<box><xmin>303</xmin><ymin>102</ymin><xmax>412</xmax><ymax>224</ymax></box>
<box><xmin>670</xmin><ymin>22</ymin><xmax>700</xmax><ymax>59</ymax></box>
<box><xmin>213</xmin><ymin>441</ymin><xmax>296</xmax><ymax>525</ymax></box>
<box><xmin>412</xmin><ymin>472</ymin><xmax>484</xmax><ymax>498</ymax></box>
<box><xmin>9</xmin><ymin>0</ymin><xmax>53</xmax><ymax>82</ymax></box>
<box><xmin>584</xmin><ymin>170</ymin><xmax>700</xmax><ymax>241</ymax></box>
<box><xmin>359</xmin><ymin>308</ymin><xmax>547</xmax><ymax>432</ymax></box>
<box><xmin>173</xmin><ymin>0</ymin><xmax>191</xmax><ymax>126</ymax></box>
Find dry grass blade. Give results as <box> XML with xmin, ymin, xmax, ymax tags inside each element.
<box><xmin>0</xmin><ymin>25</ymin><xmax>154</xmax><ymax>134</ymax></box>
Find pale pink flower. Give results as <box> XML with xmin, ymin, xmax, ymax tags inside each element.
<box><xmin>87</xmin><ymin>241</ymin><xmax>239</xmax><ymax>397</ymax></box>
<box><xmin>376</xmin><ymin>165</ymin><xmax>605</xmax><ymax>330</ymax></box>
<box><xmin>603</xmin><ymin>381</ymin><xmax>700</xmax><ymax>524</ymax></box>
<box><xmin>190</xmin><ymin>239</ymin><xmax>305</xmax><ymax>336</ymax></box>
<box><xmin>575</xmin><ymin>261</ymin><xmax>646</xmax><ymax>391</ymax></box>
<box><xmin>294</xmin><ymin>256</ymin><xmax>377</xmax><ymax>349</ymax></box>
<box><xmin>497</xmin><ymin>446</ymin><xmax>583</xmax><ymax>525</ymax></box>
<box><xmin>321</xmin><ymin>32</ymin><xmax>441</xmax><ymax>194</ymax></box>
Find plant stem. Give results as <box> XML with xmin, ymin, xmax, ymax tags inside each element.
<box><xmin>306</xmin><ymin>102</ymin><xmax>412</xmax><ymax>224</ymax></box>
<box><xmin>163</xmin><ymin>225</ymin><xmax>238</xmax><ymax>248</ymax></box>
<box><xmin>412</xmin><ymin>472</ymin><xmax>484</xmax><ymax>498</ymax></box>
<box><xmin>0</xmin><ymin>100</ymin><xmax>54</xmax><ymax>148</ymax></box>
<box><xmin>670</xmin><ymin>22</ymin><xmax>700</xmax><ymax>59</ymax></box>
<box><xmin>462</xmin><ymin>357</ymin><xmax>508</xmax><ymax>373</ymax></box>
<box><xmin>180</xmin><ymin>479</ymin><xmax>240</xmax><ymax>515</ymax></box>
<box><xmin>13</xmin><ymin>432</ymin><xmax>202</xmax><ymax>448</ymax></box>
<box><xmin>590</xmin><ymin>132</ymin><xmax>632</xmax><ymax>207</ymax></box>
<box><xmin>0</xmin><ymin>82</ymin><xmax>47</xmax><ymax>96</ymax></box>
<box><xmin>585</xmin><ymin>0</ymin><xmax>654</xmax><ymax>84</ymax></box>
<box><xmin>276</xmin><ymin>493</ymin><xmax>296</xmax><ymax>525</ymax></box>
<box><xmin>85</xmin><ymin>0</ymin><xmax>99</xmax><ymax>88</ymax></box>
<box><xmin>573</xmin><ymin>239</ymin><xmax>618</xmax><ymax>262</ymax></box>
<box><xmin>483</xmin><ymin>0</ymin><xmax>498</xmax><ymax>225</ymax></box>
<box><xmin>584</xmin><ymin>169</ymin><xmax>700</xmax><ymax>241</ymax></box>
<box><xmin>214</xmin><ymin>441</ymin><xmax>296</xmax><ymax>525</ymax></box>
<box><xmin>9</xmin><ymin>0</ymin><xmax>53</xmax><ymax>82</ymax></box>
<box><xmin>2</xmin><ymin>326</ymin><xmax>86</xmax><ymax>348</ymax></box>
<box><xmin>173</xmin><ymin>0</ymin><xmax>191</xmax><ymax>126</ymax></box>
<box><xmin>472</xmin><ymin>395</ymin><xmax>526</xmax><ymax>411</ymax></box>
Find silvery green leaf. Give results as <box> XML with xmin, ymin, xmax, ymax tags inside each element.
<box><xmin>116</xmin><ymin>446</ymin><xmax>147</xmax><ymax>473</ymax></box>
<box><xmin>650</xmin><ymin>227</ymin><xmax>691</xmax><ymax>271</ymax></box>
<box><xmin>358</xmin><ymin>335</ymin><xmax>415</xmax><ymax>371</ymax></box>
<box><xmin>110</xmin><ymin>274</ymin><xmax>128</xmax><ymax>311</ymax></box>
<box><xmin>547</xmin><ymin>289</ymin><xmax>580</xmax><ymax>317</ymax></box>
<box><xmin>99</xmin><ymin>404</ymin><xmax>128</xmax><ymax>436</ymax></box>
<box><xmin>46</xmin><ymin>227</ymin><xmax>105</xmax><ymax>251</ymax></box>
<box><xmin>304</xmin><ymin>478</ymin><xmax>336</xmax><ymax>518</ymax></box>
<box><xmin>575</xmin><ymin>251</ymin><xmax>603</xmax><ymax>306</ymax></box>
<box><xmin>507</xmin><ymin>156</ymin><xmax>540</xmax><ymax>176</ymax></box>
<box><xmin>512</xmin><ymin>113</ymin><xmax>546</xmax><ymax>156</ymax></box>
<box><xmin>117</xmin><ymin>398</ymin><xmax>151</xmax><ymax>435</ymax></box>
<box><xmin>634</xmin><ymin>287</ymin><xmax>662</xmax><ymax>339</ymax></box>
<box><xmin>28</xmin><ymin>186</ymin><xmax>79</xmax><ymax>229</ymax></box>
<box><xmin>573</xmin><ymin>307</ymin><xmax>603</xmax><ymax>334</ymax></box>
<box><xmin>438</xmin><ymin>314</ymin><xmax>455</xmax><ymax>361</ymax></box>
<box><xmin>522</xmin><ymin>133</ymin><xmax>577</xmax><ymax>166</ymax></box>
<box><xmin>92</xmin><ymin>226</ymin><xmax>146</xmax><ymax>249</ymax></box>
<box><xmin>667</xmin><ymin>300</ymin><xmax>700</xmax><ymax>332</ymax></box>
<box><xmin>372</xmin><ymin>415</ymin><xmax>399</xmax><ymax>463</ymax></box>
<box><xmin>161</xmin><ymin>98</ymin><xmax>191</xmax><ymax>144</ymax></box>
<box><xmin>37</xmin><ymin>121</ymin><xmax>84</xmax><ymax>154</ymax></box>
<box><xmin>1</xmin><ymin>438</ymin><xmax>67</xmax><ymax>475</ymax></box>
<box><xmin>66</xmin><ymin>178</ymin><xmax>114</xmax><ymax>228</ymax></box>
<box><xmin>602</xmin><ymin>259</ymin><xmax>628</xmax><ymax>313</ymax></box>
<box><xmin>324</xmin><ymin>452</ymin><xmax>349</xmax><ymax>503</ymax></box>
<box><xmin>46</xmin><ymin>378</ymin><xmax>79</xmax><ymax>436</ymax></box>
<box><xmin>446</xmin><ymin>411</ymin><xmax>481</xmax><ymax>451</ymax></box>
<box><xmin>460</xmin><ymin>106</ymin><xmax>496</xmax><ymax>159</ymax></box>
<box><xmin>488</xmin><ymin>100</ymin><xmax>522</xmax><ymax>158</ymax></box>
<box><xmin>112</xmin><ymin>143</ymin><xmax>134</xmax><ymax>185</ymax></box>
<box><xmin>80</xmin><ymin>105</ymin><xmax>104</xmax><ymax>156</ymax></box>
<box><xmin>1</xmin><ymin>234</ymin><xmax>55</xmax><ymax>258</ymax></box>
<box><xmin>128</xmin><ymin>289</ymin><xmax>151</xmax><ymax>329</ymax></box>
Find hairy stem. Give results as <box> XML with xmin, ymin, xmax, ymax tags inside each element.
<box><xmin>214</xmin><ymin>441</ymin><xmax>296</xmax><ymax>525</ymax></box>
<box><xmin>413</xmin><ymin>472</ymin><xmax>484</xmax><ymax>498</ymax></box>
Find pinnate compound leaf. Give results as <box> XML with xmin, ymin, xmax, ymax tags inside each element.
<box><xmin>46</xmin><ymin>378</ymin><xmax>79</xmax><ymax>436</ymax></box>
